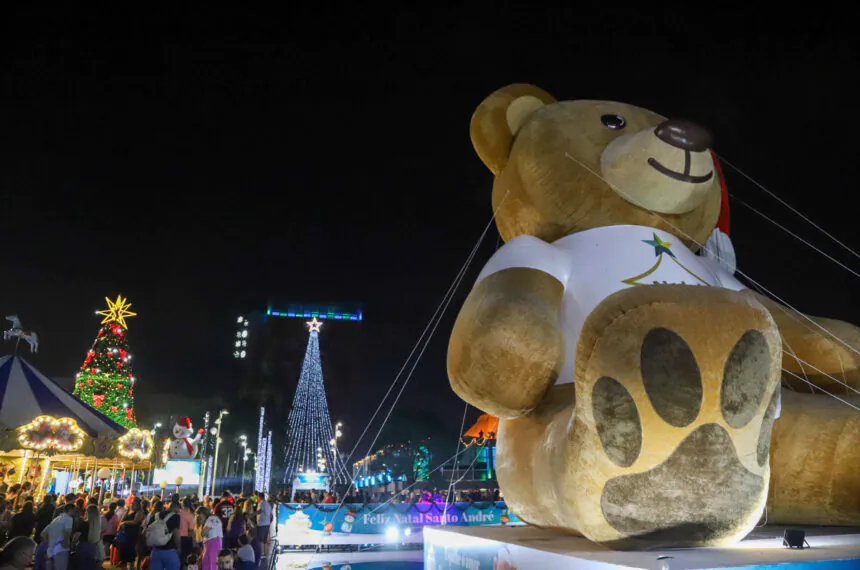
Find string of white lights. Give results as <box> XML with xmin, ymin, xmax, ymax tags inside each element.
<box><xmin>282</xmin><ymin>329</ymin><xmax>346</xmax><ymax>484</ymax></box>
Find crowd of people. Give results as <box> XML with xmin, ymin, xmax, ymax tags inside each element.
<box><xmin>0</xmin><ymin>484</ymin><xmax>273</xmax><ymax>570</ymax></box>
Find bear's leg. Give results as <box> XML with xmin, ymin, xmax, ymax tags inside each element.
<box><xmin>545</xmin><ymin>285</ymin><xmax>780</xmax><ymax>549</ymax></box>
<box><xmin>767</xmin><ymin>389</ymin><xmax>860</xmax><ymax>525</ymax></box>
<box><xmin>746</xmin><ymin>291</ymin><xmax>860</xmax><ymax>393</ymax></box>
<box><xmin>495</xmin><ymin>383</ymin><xmax>581</xmax><ymax>533</ymax></box>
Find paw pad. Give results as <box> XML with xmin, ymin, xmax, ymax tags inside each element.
<box><xmin>591</xmin><ymin>323</ymin><xmax>778</xmax><ymax>545</ymax></box>
<box><xmin>640</xmin><ymin>327</ymin><xmax>702</xmax><ymax>427</ymax></box>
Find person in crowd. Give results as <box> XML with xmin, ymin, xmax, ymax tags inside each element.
<box><xmin>41</xmin><ymin>503</ymin><xmax>79</xmax><ymax>570</ymax></box>
<box><xmin>75</xmin><ymin>505</ymin><xmax>101</xmax><ymax>570</ymax></box>
<box><xmin>253</xmin><ymin>493</ymin><xmax>271</xmax><ymax>545</ymax></box>
<box><xmin>216</xmin><ymin>550</ymin><xmax>233</xmax><ymax>570</ymax></box>
<box><xmin>246</xmin><ymin>529</ymin><xmax>261</xmax><ymax>569</ymax></box>
<box><xmin>117</xmin><ymin>497</ymin><xmax>145</xmax><ymax>570</ymax></box>
<box><xmin>138</xmin><ymin>501</ymin><xmax>163</xmax><ymax>570</ymax></box>
<box><xmin>102</xmin><ymin>502</ymin><xmax>119</xmax><ymax>550</ymax></box>
<box><xmin>116</xmin><ymin>498</ymin><xmax>128</xmax><ymax>522</ymax></box>
<box><xmin>321</xmin><ymin>492</ymin><xmax>334</xmax><ymax>504</ymax></box>
<box><xmin>52</xmin><ymin>494</ymin><xmax>76</xmax><ymax>519</ymax></box>
<box><xmin>0</xmin><ymin>499</ymin><xmax>11</xmax><ymax>544</ymax></box>
<box><xmin>0</xmin><ymin>536</ymin><xmax>36</xmax><ymax>570</ymax></box>
<box><xmin>178</xmin><ymin>499</ymin><xmax>196</xmax><ymax>569</ymax></box>
<box><xmin>225</xmin><ymin>506</ymin><xmax>245</xmax><ymax>549</ymax></box>
<box><xmin>149</xmin><ymin>501</ymin><xmax>181</xmax><ymax>570</ymax></box>
<box><xmin>234</xmin><ymin>535</ymin><xmax>254</xmax><ymax>570</ymax></box>
<box><xmin>213</xmin><ymin>493</ymin><xmax>234</xmax><ymax>536</ymax></box>
<box><xmin>185</xmin><ymin>553</ymin><xmax>199</xmax><ymax>570</ymax></box>
<box><xmin>196</xmin><ymin>507</ymin><xmax>222</xmax><ymax>570</ymax></box>
<box><xmin>8</xmin><ymin>501</ymin><xmax>35</xmax><ymax>539</ymax></box>
<box><xmin>33</xmin><ymin>496</ymin><xmax>55</xmax><ymax>544</ymax></box>
<box><xmin>12</xmin><ymin>484</ymin><xmax>31</xmax><ymax>512</ymax></box>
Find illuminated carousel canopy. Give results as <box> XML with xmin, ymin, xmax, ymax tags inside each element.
<box><xmin>0</xmin><ymin>356</ymin><xmax>127</xmax><ymax>437</ymax></box>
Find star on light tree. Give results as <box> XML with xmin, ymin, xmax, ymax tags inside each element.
<box><xmin>97</xmin><ymin>295</ymin><xmax>138</xmax><ymax>329</ymax></box>
<box><xmin>306</xmin><ymin>317</ymin><xmax>323</xmax><ymax>333</ymax></box>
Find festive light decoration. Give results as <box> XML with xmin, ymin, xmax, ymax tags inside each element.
<box><xmin>263</xmin><ymin>429</ymin><xmax>273</xmax><ymax>493</ymax></box>
<box><xmin>255</xmin><ymin>407</ymin><xmax>266</xmax><ymax>492</ymax></box>
<box><xmin>306</xmin><ymin>317</ymin><xmax>323</xmax><ymax>333</ymax></box>
<box><xmin>73</xmin><ymin>295</ymin><xmax>139</xmax><ymax>427</ymax></box>
<box><xmin>118</xmin><ymin>428</ymin><xmax>154</xmax><ymax>460</ymax></box>
<box><xmin>282</xmin><ymin>321</ymin><xmax>349</xmax><ymax>485</ymax></box>
<box><xmin>162</xmin><ymin>437</ymin><xmax>171</xmax><ymax>465</ymax></box>
<box><xmin>97</xmin><ymin>295</ymin><xmax>138</xmax><ymax>329</ymax></box>
<box><xmin>17</xmin><ymin>416</ymin><xmax>86</xmax><ymax>453</ymax></box>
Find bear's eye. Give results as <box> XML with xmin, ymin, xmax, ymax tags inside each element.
<box><xmin>601</xmin><ymin>114</ymin><xmax>626</xmax><ymax>130</ymax></box>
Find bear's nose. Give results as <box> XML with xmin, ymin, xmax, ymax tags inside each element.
<box><xmin>654</xmin><ymin>119</ymin><xmax>713</xmax><ymax>152</ymax></box>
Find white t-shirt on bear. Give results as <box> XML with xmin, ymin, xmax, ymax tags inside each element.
<box><xmin>472</xmin><ymin>224</ymin><xmax>780</xmax><ymax>418</ymax></box>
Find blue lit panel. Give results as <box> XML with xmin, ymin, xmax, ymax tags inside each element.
<box><xmin>265</xmin><ymin>304</ymin><xmax>363</xmax><ymax>322</ymax></box>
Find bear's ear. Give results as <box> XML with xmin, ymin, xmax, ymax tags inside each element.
<box><xmin>470</xmin><ymin>84</ymin><xmax>556</xmax><ymax>174</ymax></box>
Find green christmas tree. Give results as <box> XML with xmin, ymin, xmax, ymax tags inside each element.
<box><xmin>73</xmin><ymin>295</ymin><xmax>139</xmax><ymax>428</ymax></box>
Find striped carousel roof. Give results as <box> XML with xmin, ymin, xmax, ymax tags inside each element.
<box><xmin>0</xmin><ymin>356</ymin><xmax>127</xmax><ymax>437</ymax></box>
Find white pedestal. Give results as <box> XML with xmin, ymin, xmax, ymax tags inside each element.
<box><xmin>424</xmin><ymin>525</ymin><xmax>860</xmax><ymax>569</ymax></box>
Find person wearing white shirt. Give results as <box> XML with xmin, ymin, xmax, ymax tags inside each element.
<box><xmin>254</xmin><ymin>492</ymin><xmax>271</xmax><ymax>544</ymax></box>
<box><xmin>41</xmin><ymin>504</ymin><xmax>79</xmax><ymax>570</ymax></box>
<box><xmin>196</xmin><ymin>508</ymin><xmax>222</xmax><ymax>570</ymax></box>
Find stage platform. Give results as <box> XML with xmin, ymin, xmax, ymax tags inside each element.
<box><xmin>424</xmin><ymin>525</ymin><xmax>860</xmax><ymax>569</ymax></box>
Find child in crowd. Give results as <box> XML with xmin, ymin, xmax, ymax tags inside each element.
<box><xmin>186</xmin><ymin>553</ymin><xmax>199</xmax><ymax>570</ymax></box>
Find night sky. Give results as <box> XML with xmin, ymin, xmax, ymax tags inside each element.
<box><xmin>2</xmin><ymin>7</ymin><xmax>857</xmax><ymax>459</ymax></box>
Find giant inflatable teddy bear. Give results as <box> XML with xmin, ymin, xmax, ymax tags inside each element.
<box><xmin>448</xmin><ymin>84</ymin><xmax>860</xmax><ymax>550</ymax></box>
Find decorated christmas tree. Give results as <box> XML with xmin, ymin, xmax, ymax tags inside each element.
<box><xmin>73</xmin><ymin>295</ymin><xmax>139</xmax><ymax>428</ymax></box>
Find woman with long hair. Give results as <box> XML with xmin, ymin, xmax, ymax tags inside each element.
<box><xmin>0</xmin><ymin>536</ymin><xmax>36</xmax><ymax>570</ymax></box>
<box><xmin>73</xmin><ymin>505</ymin><xmax>101</xmax><ymax>570</ymax></box>
<box><xmin>102</xmin><ymin>502</ymin><xmax>119</xmax><ymax>551</ymax></box>
<box><xmin>226</xmin><ymin>502</ymin><xmax>245</xmax><ymax>550</ymax></box>
<box><xmin>8</xmin><ymin>502</ymin><xmax>36</xmax><ymax>539</ymax></box>
<box><xmin>196</xmin><ymin>507</ymin><xmax>222</xmax><ymax>570</ymax></box>
<box><xmin>179</xmin><ymin>498</ymin><xmax>196</xmax><ymax>569</ymax></box>
<box><xmin>117</xmin><ymin>497</ymin><xmax>145</xmax><ymax>570</ymax></box>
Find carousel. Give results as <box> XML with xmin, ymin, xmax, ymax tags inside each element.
<box><xmin>0</xmin><ymin>355</ymin><xmax>154</xmax><ymax>500</ymax></box>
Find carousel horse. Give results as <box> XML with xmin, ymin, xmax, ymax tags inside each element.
<box><xmin>3</xmin><ymin>315</ymin><xmax>39</xmax><ymax>353</ymax></box>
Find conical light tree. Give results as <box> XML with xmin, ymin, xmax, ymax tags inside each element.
<box><xmin>282</xmin><ymin>318</ymin><xmax>349</xmax><ymax>485</ymax></box>
<box><xmin>72</xmin><ymin>295</ymin><xmax>139</xmax><ymax>428</ymax></box>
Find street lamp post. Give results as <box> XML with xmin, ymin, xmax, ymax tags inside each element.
<box><xmin>239</xmin><ymin>435</ymin><xmax>248</xmax><ymax>494</ymax></box>
<box><xmin>210</xmin><ymin>410</ymin><xmax>229</xmax><ymax>496</ymax></box>
<box><xmin>148</xmin><ymin>422</ymin><xmax>162</xmax><ymax>487</ymax></box>
<box><xmin>329</xmin><ymin>421</ymin><xmax>343</xmax><ymax>481</ymax></box>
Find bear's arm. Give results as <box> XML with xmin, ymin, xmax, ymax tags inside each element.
<box><xmin>448</xmin><ymin>236</ymin><xmax>569</xmax><ymax>419</ymax></box>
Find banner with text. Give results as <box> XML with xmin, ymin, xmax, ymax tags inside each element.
<box><xmin>277</xmin><ymin>502</ymin><xmax>518</xmax><ymax>535</ymax></box>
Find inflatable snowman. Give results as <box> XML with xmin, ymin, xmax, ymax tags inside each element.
<box><xmin>168</xmin><ymin>417</ymin><xmax>204</xmax><ymax>460</ymax></box>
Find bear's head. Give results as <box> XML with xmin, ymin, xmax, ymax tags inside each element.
<box><xmin>471</xmin><ymin>84</ymin><xmax>723</xmax><ymax>249</ymax></box>
<box><xmin>173</xmin><ymin>418</ymin><xmax>193</xmax><ymax>439</ymax></box>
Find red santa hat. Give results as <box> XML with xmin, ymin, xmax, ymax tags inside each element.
<box><xmin>711</xmin><ymin>150</ymin><xmax>730</xmax><ymax>236</ymax></box>
<box><xmin>176</xmin><ymin>417</ymin><xmax>191</xmax><ymax>428</ymax></box>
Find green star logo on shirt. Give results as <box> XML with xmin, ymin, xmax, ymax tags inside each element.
<box><xmin>643</xmin><ymin>233</ymin><xmax>676</xmax><ymax>258</ymax></box>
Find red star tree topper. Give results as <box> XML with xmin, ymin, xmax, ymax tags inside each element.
<box><xmin>72</xmin><ymin>295</ymin><xmax>139</xmax><ymax>428</ymax></box>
